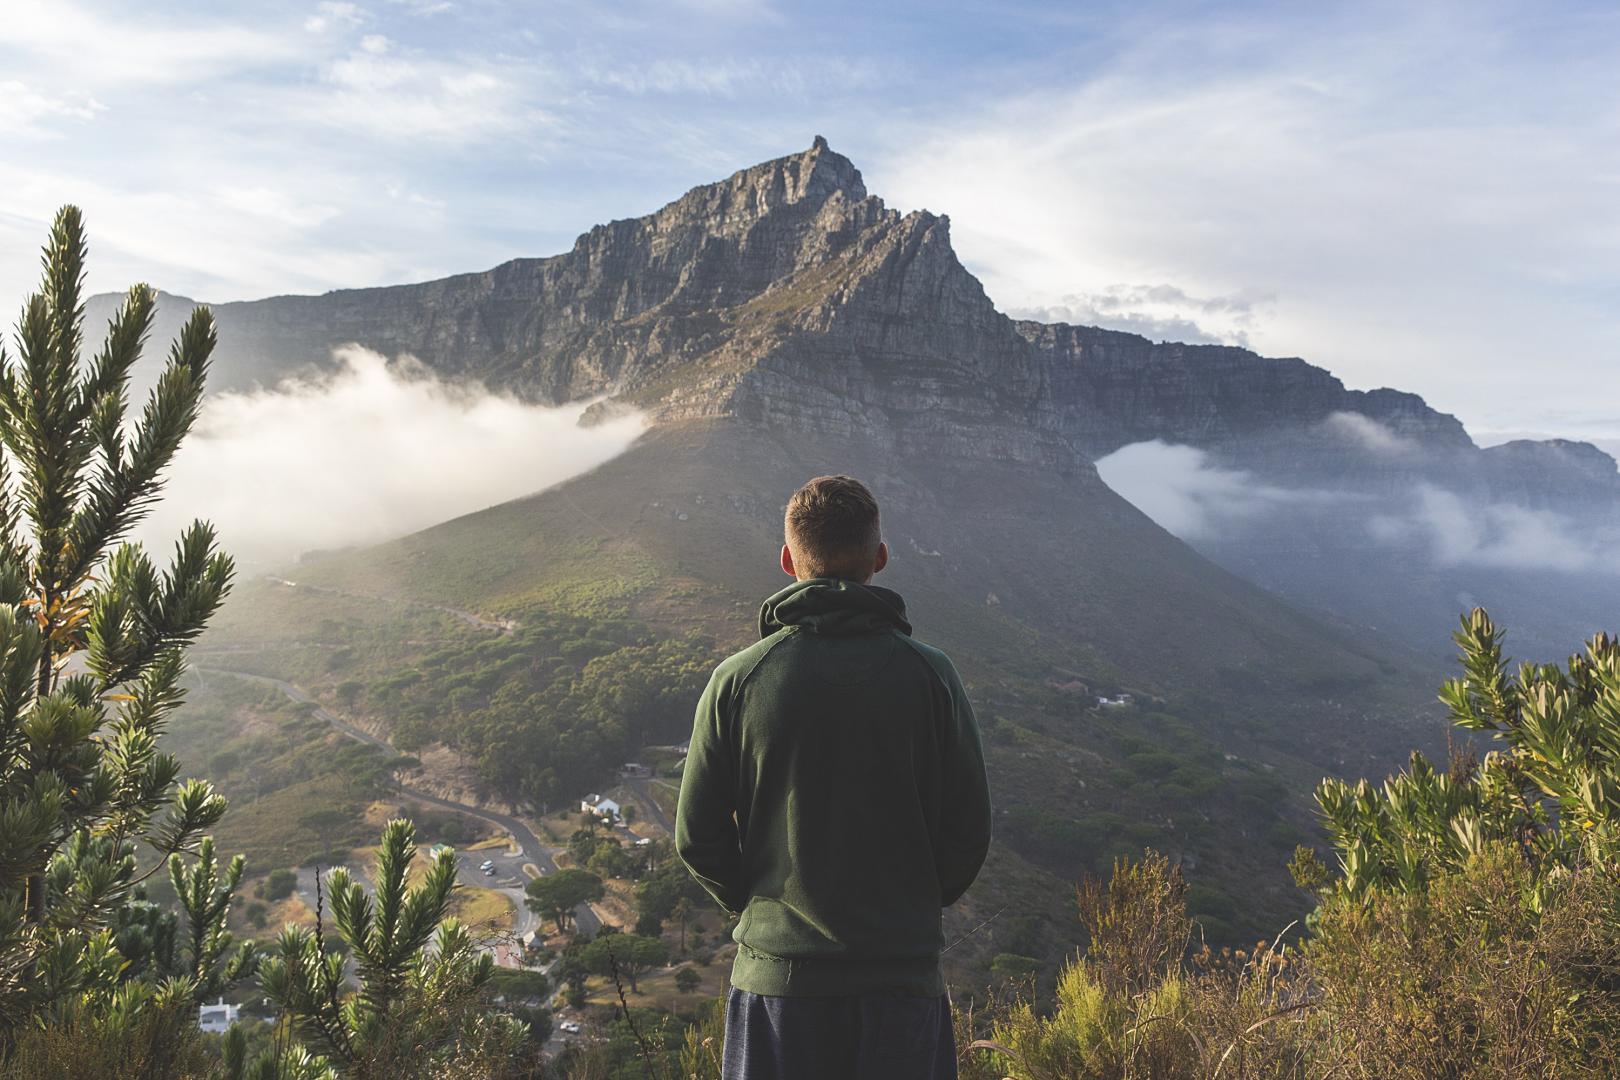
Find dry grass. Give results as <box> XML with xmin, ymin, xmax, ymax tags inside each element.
<box><xmin>448</xmin><ymin>886</ymin><xmax>515</xmax><ymax>934</ymax></box>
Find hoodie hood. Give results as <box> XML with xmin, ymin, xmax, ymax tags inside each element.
<box><xmin>759</xmin><ymin>578</ymin><xmax>912</xmax><ymax>639</ymax></box>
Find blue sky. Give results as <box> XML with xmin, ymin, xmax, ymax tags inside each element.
<box><xmin>3</xmin><ymin>0</ymin><xmax>1619</xmax><ymax>449</ymax></box>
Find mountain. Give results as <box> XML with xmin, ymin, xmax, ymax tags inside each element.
<box><xmin>122</xmin><ymin>139</ymin><xmax>1619</xmax><ymax>972</ymax></box>
<box><xmin>91</xmin><ymin>137</ymin><xmax>1620</xmax><ymax>660</ymax></box>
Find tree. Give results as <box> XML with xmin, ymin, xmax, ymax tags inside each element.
<box><xmin>166</xmin><ymin>836</ymin><xmax>256</xmax><ymax>1001</ymax></box>
<box><xmin>568</xmin><ymin>825</ymin><xmax>603</xmax><ymax>866</ymax></box>
<box><xmin>257</xmin><ymin>868</ymin><xmax>298</xmax><ymax>902</ymax></box>
<box><xmin>1313</xmin><ymin>608</ymin><xmax>1620</xmax><ymax>898</ymax></box>
<box><xmin>525</xmin><ymin>869</ymin><xmax>603</xmax><ymax>934</ymax></box>
<box><xmin>257</xmin><ymin>818</ymin><xmax>529</xmax><ymax>1079</ymax></box>
<box><xmin>587</xmin><ymin>840</ymin><xmax>633</xmax><ymax>880</ymax></box>
<box><xmin>0</xmin><ymin>206</ymin><xmax>237</xmax><ymax>1033</ymax></box>
<box><xmin>581</xmin><ymin>933</ymin><xmax>669</xmax><ymax>994</ymax></box>
<box><xmin>671</xmin><ymin>896</ymin><xmax>694</xmax><ymax>955</ymax></box>
<box><xmin>674</xmin><ymin>966</ymin><xmax>701</xmax><ymax>994</ymax></box>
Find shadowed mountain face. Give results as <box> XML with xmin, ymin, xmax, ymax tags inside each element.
<box><xmin>91</xmin><ymin>137</ymin><xmax>1619</xmax><ymax>660</ymax></box>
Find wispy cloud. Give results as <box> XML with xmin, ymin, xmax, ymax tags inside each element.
<box><xmin>1321</xmin><ymin>412</ymin><xmax>1419</xmax><ymax>455</ymax></box>
<box><xmin>1100</xmin><ymin>437</ymin><xmax>1620</xmax><ymax>575</ymax></box>
<box><xmin>303</xmin><ymin>35</ymin><xmax>545</xmax><ymax>143</ymax></box>
<box><xmin>877</xmin><ymin>2</ymin><xmax>1620</xmax><ymax>442</ymax></box>
<box><xmin>5</xmin><ymin>0</ymin><xmax>302</xmax><ymax>89</ymax></box>
<box><xmin>0</xmin><ymin>81</ymin><xmax>105</xmax><ymax>137</ymax></box>
<box><xmin>1370</xmin><ymin>484</ymin><xmax>1619</xmax><ymax>574</ymax></box>
<box><xmin>1010</xmin><ymin>283</ymin><xmax>1272</xmax><ymax>345</ymax></box>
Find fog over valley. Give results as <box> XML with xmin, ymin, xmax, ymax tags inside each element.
<box><xmin>135</xmin><ymin>345</ymin><xmax>645</xmax><ymax>566</ymax></box>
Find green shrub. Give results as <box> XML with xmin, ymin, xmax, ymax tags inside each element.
<box><xmin>257</xmin><ymin>867</ymin><xmax>298</xmax><ymax>902</ymax></box>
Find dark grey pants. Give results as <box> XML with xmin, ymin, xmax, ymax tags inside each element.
<box><xmin>722</xmin><ymin>987</ymin><xmax>957</xmax><ymax>1080</ymax></box>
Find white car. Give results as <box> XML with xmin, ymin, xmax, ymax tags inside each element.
<box><xmin>559</xmin><ymin>1021</ymin><xmax>581</xmax><ymax>1035</ymax></box>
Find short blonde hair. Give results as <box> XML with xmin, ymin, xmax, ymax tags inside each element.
<box><xmin>784</xmin><ymin>475</ymin><xmax>882</xmax><ymax>579</ymax></box>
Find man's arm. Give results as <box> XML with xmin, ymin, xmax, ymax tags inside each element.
<box><xmin>675</xmin><ymin>668</ymin><xmax>745</xmax><ymax>914</ymax></box>
<box><xmin>935</xmin><ymin>660</ymin><xmax>992</xmax><ymax>906</ymax></box>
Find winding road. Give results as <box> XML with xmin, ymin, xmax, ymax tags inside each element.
<box><xmin>203</xmin><ymin>668</ymin><xmax>600</xmax><ymax>939</ymax></box>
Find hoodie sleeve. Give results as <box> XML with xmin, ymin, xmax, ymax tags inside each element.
<box><xmin>934</xmin><ymin>658</ymin><xmax>992</xmax><ymax>906</ymax></box>
<box><xmin>676</xmin><ymin>667</ymin><xmax>746</xmax><ymax>914</ymax></box>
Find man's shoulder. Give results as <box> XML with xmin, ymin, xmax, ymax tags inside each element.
<box><xmin>892</xmin><ymin>633</ymin><xmax>963</xmax><ymax>688</ymax></box>
<box><xmin>709</xmin><ymin>628</ymin><xmax>798</xmax><ymax>686</ymax></box>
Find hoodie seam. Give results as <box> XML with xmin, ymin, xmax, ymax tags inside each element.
<box><xmin>894</xmin><ymin>634</ymin><xmax>957</xmax><ymax>708</ymax></box>
<box><xmin>733</xmin><ymin>627</ymin><xmax>801</xmax><ymax>702</ymax></box>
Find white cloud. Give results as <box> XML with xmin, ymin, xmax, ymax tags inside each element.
<box><xmin>1095</xmin><ymin>440</ymin><xmax>1322</xmax><ymax>539</ymax></box>
<box><xmin>4</xmin><ymin>0</ymin><xmax>302</xmax><ymax>89</ymax></box>
<box><xmin>875</xmin><ymin>3</ymin><xmax>1620</xmax><ymax>437</ymax></box>
<box><xmin>309</xmin><ymin>41</ymin><xmax>541</xmax><ymax>142</ymax></box>
<box><xmin>215</xmin><ymin>186</ymin><xmax>341</xmax><ymax>229</ymax></box>
<box><xmin>138</xmin><ymin>346</ymin><xmax>645</xmax><ymax>566</ymax></box>
<box><xmin>1370</xmin><ymin>484</ymin><xmax>1619</xmax><ymax>574</ymax></box>
<box><xmin>0</xmin><ymin>81</ymin><xmax>105</xmax><ymax>137</ymax></box>
<box><xmin>305</xmin><ymin>2</ymin><xmax>365</xmax><ymax>33</ymax></box>
<box><xmin>1100</xmin><ymin>440</ymin><xmax>1618</xmax><ymax>576</ymax></box>
<box><xmin>1009</xmin><ymin>283</ymin><xmax>1271</xmax><ymax>345</ymax></box>
<box><xmin>1321</xmin><ymin>412</ymin><xmax>1417</xmax><ymax>454</ymax></box>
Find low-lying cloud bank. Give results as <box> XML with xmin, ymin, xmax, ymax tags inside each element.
<box><xmin>1093</xmin><ymin>440</ymin><xmax>1321</xmax><ymax>539</ymax></box>
<box><xmin>1096</xmin><ymin>438</ymin><xmax>1618</xmax><ymax>575</ymax></box>
<box><xmin>1371</xmin><ymin>485</ymin><xmax>1614</xmax><ymax>575</ymax></box>
<box><xmin>137</xmin><ymin>345</ymin><xmax>644</xmax><ymax>565</ymax></box>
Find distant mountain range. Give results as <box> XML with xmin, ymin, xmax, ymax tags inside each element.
<box><xmin>91</xmin><ymin>136</ymin><xmax>1620</xmax><ymax>661</ymax></box>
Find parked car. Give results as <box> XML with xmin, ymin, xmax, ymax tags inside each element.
<box><xmin>482</xmin><ymin>866</ymin><xmax>497</xmax><ymax>876</ymax></box>
<box><xmin>479</xmin><ymin>859</ymin><xmax>495</xmax><ymax>871</ymax></box>
<box><xmin>559</xmin><ymin>1020</ymin><xmax>582</xmax><ymax>1035</ymax></box>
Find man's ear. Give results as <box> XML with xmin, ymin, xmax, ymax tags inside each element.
<box><xmin>872</xmin><ymin>541</ymin><xmax>889</xmax><ymax>576</ymax></box>
<box><xmin>780</xmin><ymin>544</ymin><xmax>797</xmax><ymax>578</ymax></box>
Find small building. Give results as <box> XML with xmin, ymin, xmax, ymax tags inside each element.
<box><xmin>580</xmin><ymin>794</ymin><xmax>622</xmax><ymax>821</ymax></box>
<box><xmin>198</xmin><ymin>999</ymin><xmax>239</xmax><ymax>1034</ymax></box>
<box><xmin>1097</xmin><ymin>693</ymin><xmax>1134</xmax><ymax>708</ymax></box>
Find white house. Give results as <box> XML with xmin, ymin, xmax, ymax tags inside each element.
<box><xmin>580</xmin><ymin>794</ymin><xmax>622</xmax><ymax>821</ymax></box>
<box><xmin>198</xmin><ymin>999</ymin><xmax>239</xmax><ymax>1034</ymax></box>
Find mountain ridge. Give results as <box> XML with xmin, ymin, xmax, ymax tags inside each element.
<box><xmin>90</xmin><ymin>138</ymin><xmax>1620</xmax><ymax>656</ymax></box>
<box><xmin>91</xmin><ymin>137</ymin><xmax>1611</xmax><ymax>473</ymax></box>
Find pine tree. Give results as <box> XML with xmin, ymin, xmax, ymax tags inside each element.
<box><xmin>0</xmin><ymin>206</ymin><xmax>238</xmax><ymax>1032</ymax></box>
<box><xmin>258</xmin><ymin>819</ymin><xmax>529</xmax><ymax>1078</ymax></box>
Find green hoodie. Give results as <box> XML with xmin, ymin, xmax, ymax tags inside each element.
<box><xmin>676</xmin><ymin>578</ymin><xmax>992</xmax><ymax>997</ymax></box>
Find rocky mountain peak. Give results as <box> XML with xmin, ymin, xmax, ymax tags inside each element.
<box><xmin>638</xmin><ymin>137</ymin><xmax>869</xmax><ymax>243</ymax></box>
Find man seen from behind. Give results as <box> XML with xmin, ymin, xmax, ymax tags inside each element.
<box><xmin>676</xmin><ymin>475</ymin><xmax>993</xmax><ymax>1080</ymax></box>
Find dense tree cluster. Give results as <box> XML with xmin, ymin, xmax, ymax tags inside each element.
<box><xmin>364</xmin><ymin>613</ymin><xmax>711</xmax><ymax>808</ymax></box>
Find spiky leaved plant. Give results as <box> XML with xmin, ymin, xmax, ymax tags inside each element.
<box><xmin>258</xmin><ymin>819</ymin><xmax>530</xmax><ymax>1079</ymax></box>
<box><xmin>1312</xmin><ymin>607</ymin><xmax>1620</xmax><ymax>898</ymax></box>
<box><xmin>0</xmin><ymin>206</ymin><xmax>237</xmax><ymax>1032</ymax></box>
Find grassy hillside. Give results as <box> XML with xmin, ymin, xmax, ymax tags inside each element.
<box><xmin>180</xmin><ymin>416</ymin><xmax>1448</xmax><ymax>985</ymax></box>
